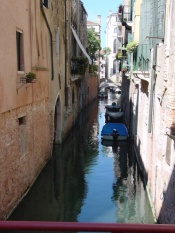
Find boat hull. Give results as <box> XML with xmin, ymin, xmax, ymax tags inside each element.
<box><xmin>105</xmin><ymin>111</ymin><xmax>124</xmax><ymax>122</ymax></box>
<box><xmin>101</xmin><ymin>135</ymin><xmax>128</xmax><ymax>141</ymax></box>
<box><xmin>101</xmin><ymin>123</ymin><xmax>129</xmax><ymax>141</ymax></box>
<box><xmin>105</xmin><ymin>103</ymin><xmax>123</xmax><ymax>123</ymax></box>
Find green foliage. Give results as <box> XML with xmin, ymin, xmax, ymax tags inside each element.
<box><xmin>126</xmin><ymin>41</ymin><xmax>138</xmax><ymax>53</ymax></box>
<box><xmin>71</xmin><ymin>57</ymin><xmax>89</xmax><ymax>75</ymax></box>
<box><xmin>116</xmin><ymin>52</ymin><xmax>122</xmax><ymax>60</ymax></box>
<box><xmin>87</xmin><ymin>28</ymin><xmax>101</xmax><ymax>63</ymax></box>
<box><xmin>26</xmin><ymin>72</ymin><xmax>36</xmax><ymax>83</ymax></box>
<box><xmin>89</xmin><ymin>64</ymin><xmax>98</xmax><ymax>74</ymax></box>
<box><xmin>122</xmin><ymin>65</ymin><xmax>127</xmax><ymax>71</ymax></box>
<box><xmin>103</xmin><ymin>47</ymin><xmax>111</xmax><ymax>55</ymax></box>
<box><xmin>118</xmin><ymin>5</ymin><xmax>123</xmax><ymax>13</ymax></box>
<box><xmin>32</xmin><ymin>66</ymin><xmax>48</xmax><ymax>71</ymax></box>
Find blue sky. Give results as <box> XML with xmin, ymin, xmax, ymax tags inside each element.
<box><xmin>82</xmin><ymin>0</ymin><xmax>122</xmax><ymax>49</ymax></box>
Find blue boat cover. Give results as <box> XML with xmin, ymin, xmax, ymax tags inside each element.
<box><xmin>101</xmin><ymin>123</ymin><xmax>128</xmax><ymax>136</ymax></box>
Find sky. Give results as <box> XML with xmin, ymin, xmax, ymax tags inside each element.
<box><xmin>82</xmin><ymin>0</ymin><xmax>122</xmax><ymax>49</ymax></box>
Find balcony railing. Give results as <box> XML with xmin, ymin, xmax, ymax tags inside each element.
<box><xmin>0</xmin><ymin>221</ymin><xmax>175</xmax><ymax>232</ymax></box>
<box><xmin>71</xmin><ymin>57</ymin><xmax>88</xmax><ymax>75</ymax></box>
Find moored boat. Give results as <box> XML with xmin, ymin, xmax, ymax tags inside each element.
<box><xmin>98</xmin><ymin>91</ymin><xmax>108</xmax><ymax>99</ymax></box>
<box><xmin>105</xmin><ymin>102</ymin><xmax>123</xmax><ymax>122</ymax></box>
<box><xmin>101</xmin><ymin>123</ymin><xmax>129</xmax><ymax>141</ymax></box>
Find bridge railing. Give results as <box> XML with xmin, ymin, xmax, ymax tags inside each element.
<box><xmin>0</xmin><ymin>221</ymin><xmax>175</xmax><ymax>232</ymax></box>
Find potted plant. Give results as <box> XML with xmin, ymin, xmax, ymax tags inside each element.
<box><xmin>26</xmin><ymin>72</ymin><xmax>36</xmax><ymax>83</ymax></box>
<box><xmin>71</xmin><ymin>57</ymin><xmax>89</xmax><ymax>75</ymax></box>
<box><xmin>89</xmin><ymin>64</ymin><xmax>98</xmax><ymax>74</ymax></box>
<box><xmin>118</xmin><ymin>5</ymin><xmax>123</xmax><ymax>13</ymax></box>
<box><xmin>116</xmin><ymin>52</ymin><xmax>122</xmax><ymax>60</ymax></box>
<box><xmin>126</xmin><ymin>41</ymin><xmax>138</xmax><ymax>54</ymax></box>
<box><xmin>122</xmin><ymin>65</ymin><xmax>127</xmax><ymax>72</ymax></box>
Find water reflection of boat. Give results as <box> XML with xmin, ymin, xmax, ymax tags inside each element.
<box><xmin>101</xmin><ymin>123</ymin><xmax>129</xmax><ymax>141</ymax></box>
<box><xmin>101</xmin><ymin>139</ymin><xmax>129</xmax><ymax>147</ymax></box>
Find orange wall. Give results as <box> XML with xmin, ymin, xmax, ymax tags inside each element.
<box><xmin>0</xmin><ymin>0</ymin><xmax>50</xmax><ymax>114</ymax></box>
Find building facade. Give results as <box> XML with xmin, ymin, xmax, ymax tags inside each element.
<box><xmin>0</xmin><ymin>0</ymin><xmax>98</xmax><ymax>220</ymax></box>
<box><xmin>105</xmin><ymin>10</ymin><xmax>123</xmax><ymax>81</ymax></box>
<box><xmin>121</xmin><ymin>0</ymin><xmax>175</xmax><ymax>223</ymax></box>
<box><xmin>87</xmin><ymin>17</ymin><xmax>102</xmax><ymax>81</ymax></box>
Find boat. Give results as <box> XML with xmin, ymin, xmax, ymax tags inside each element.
<box><xmin>114</xmin><ymin>88</ymin><xmax>121</xmax><ymax>99</ymax></box>
<box><xmin>105</xmin><ymin>102</ymin><xmax>121</xmax><ymax>111</ymax></box>
<box><xmin>98</xmin><ymin>91</ymin><xmax>108</xmax><ymax>99</ymax></box>
<box><xmin>105</xmin><ymin>110</ymin><xmax>124</xmax><ymax>122</ymax></box>
<box><xmin>105</xmin><ymin>102</ymin><xmax>124</xmax><ymax>122</ymax></box>
<box><xmin>101</xmin><ymin>123</ymin><xmax>129</xmax><ymax>141</ymax></box>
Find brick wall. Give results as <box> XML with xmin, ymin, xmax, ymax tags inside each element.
<box><xmin>0</xmin><ymin>99</ymin><xmax>52</xmax><ymax>219</ymax></box>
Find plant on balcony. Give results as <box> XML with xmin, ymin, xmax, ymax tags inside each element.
<box><xmin>71</xmin><ymin>57</ymin><xmax>89</xmax><ymax>75</ymax></box>
<box><xmin>116</xmin><ymin>52</ymin><xmax>122</xmax><ymax>60</ymax></box>
<box><xmin>26</xmin><ymin>72</ymin><xmax>36</xmax><ymax>83</ymax></box>
<box><xmin>126</xmin><ymin>41</ymin><xmax>138</xmax><ymax>54</ymax></box>
<box><xmin>121</xmin><ymin>65</ymin><xmax>127</xmax><ymax>72</ymax></box>
<box><xmin>89</xmin><ymin>64</ymin><xmax>98</xmax><ymax>74</ymax></box>
<box><xmin>118</xmin><ymin>5</ymin><xmax>123</xmax><ymax>13</ymax></box>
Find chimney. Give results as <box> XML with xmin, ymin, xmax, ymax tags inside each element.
<box><xmin>97</xmin><ymin>15</ymin><xmax>101</xmax><ymax>25</ymax></box>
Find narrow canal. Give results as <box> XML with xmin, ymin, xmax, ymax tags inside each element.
<box><xmin>8</xmin><ymin>93</ymin><xmax>155</xmax><ymax>231</ymax></box>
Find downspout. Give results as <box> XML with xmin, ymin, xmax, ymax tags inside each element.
<box><xmin>64</xmin><ymin>0</ymin><xmax>68</xmax><ymax>107</ymax></box>
<box><xmin>148</xmin><ymin>43</ymin><xmax>157</xmax><ymax>133</ymax></box>
<box><xmin>40</xmin><ymin>0</ymin><xmax>54</xmax><ymax>80</ymax></box>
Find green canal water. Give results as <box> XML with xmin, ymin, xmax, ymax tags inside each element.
<box><xmin>8</xmin><ymin>96</ymin><xmax>155</xmax><ymax>232</ymax></box>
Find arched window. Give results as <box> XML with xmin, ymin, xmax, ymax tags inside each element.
<box><xmin>113</xmin><ymin>39</ymin><xmax>117</xmax><ymax>53</ymax></box>
<box><xmin>114</xmin><ymin>27</ymin><xmax>117</xmax><ymax>33</ymax></box>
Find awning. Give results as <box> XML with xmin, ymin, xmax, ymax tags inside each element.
<box><xmin>71</xmin><ymin>26</ymin><xmax>92</xmax><ymax>64</ymax></box>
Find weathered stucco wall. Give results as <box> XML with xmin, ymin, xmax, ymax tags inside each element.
<box><xmin>128</xmin><ymin>0</ymin><xmax>175</xmax><ymax>224</ymax></box>
<box><xmin>0</xmin><ymin>0</ymin><xmax>52</xmax><ymax>219</ymax></box>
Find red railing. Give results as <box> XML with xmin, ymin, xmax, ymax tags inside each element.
<box><xmin>0</xmin><ymin>221</ymin><xmax>175</xmax><ymax>232</ymax></box>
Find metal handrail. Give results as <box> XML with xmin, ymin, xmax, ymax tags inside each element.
<box><xmin>0</xmin><ymin>221</ymin><xmax>175</xmax><ymax>232</ymax></box>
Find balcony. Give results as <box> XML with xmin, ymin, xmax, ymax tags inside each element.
<box><xmin>132</xmin><ymin>62</ymin><xmax>150</xmax><ymax>82</ymax></box>
<box><xmin>71</xmin><ymin>57</ymin><xmax>88</xmax><ymax>77</ymax></box>
<box><xmin>121</xmin><ymin>5</ymin><xmax>132</xmax><ymax>31</ymax></box>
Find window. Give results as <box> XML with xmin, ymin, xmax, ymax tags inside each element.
<box><xmin>42</xmin><ymin>0</ymin><xmax>49</xmax><ymax>8</ymax></box>
<box><xmin>16</xmin><ymin>30</ymin><xmax>24</xmax><ymax>71</ymax></box>
<box><xmin>114</xmin><ymin>27</ymin><xmax>117</xmax><ymax>33</ymax></box>
<box><xmin>113</xmin><ymin>39</ymin><xmax>117</xmax><ymax>53</ymax></box>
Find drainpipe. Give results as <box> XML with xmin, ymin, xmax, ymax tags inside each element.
<box><xmin>64</xmin><ymin>0</ymin><xmax>68</xmax><ymax>107</ymax></box>
<box><xmin>40</xmin><ymin>0</ymin><xmax>54</xmax><ymax>80</ymax></box>
<box><xmin>148</xmin><ymin>43</ymin><xmax>157</xmax><ymax>133</ymax></box>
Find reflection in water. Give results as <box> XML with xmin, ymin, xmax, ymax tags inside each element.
<box><xmin>111</xmin><ymin>142</ymin><xmax>149</xmax><ymax>223</ymax></box>
<box><xmin>8</xmin><ymin>98</ymin><xmax>154</xmax><ymax>233</ymax></box>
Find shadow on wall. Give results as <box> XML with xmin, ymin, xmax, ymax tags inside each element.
<box><xmin>135</xmin><ymin>138</ymin><xmax>148</xmax><ymax>186</ymax></box>
<box><xmin>158</xmin><ymin>126</ymin><xmax>175</xmax><ymax>224</ymax></box>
